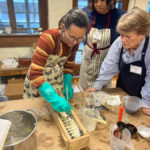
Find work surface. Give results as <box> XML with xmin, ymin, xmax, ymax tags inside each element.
<box><xmin>0</xmin><ymin>88</ymin><xmax>150</xmax><ymax>150</ymax></box>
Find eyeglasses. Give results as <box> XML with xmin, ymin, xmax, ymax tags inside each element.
<box><xmin>65</xmin><ymin>30</ymin><xmax>85</xmax><ymax>42</ymax></box>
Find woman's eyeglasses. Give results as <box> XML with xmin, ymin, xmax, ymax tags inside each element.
<box><xmin>65</xmin><ymin>30</ymin><xmax>85</xmax><ymax>42</ymax></box>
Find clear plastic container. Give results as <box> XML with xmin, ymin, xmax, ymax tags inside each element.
<box><xmin>110</xmin><ymin>124</ymin><xmax>135</xmax><ymax>150</ymax></box>
<box><xmin>123</xmin><ymin>96</ymin><xmax>140</xmax><ymax>115</ymax></box>
<box><xmin>81</xmin><ymin>108</ymin><xmax>97</xmax><ymax>132</ymax></box>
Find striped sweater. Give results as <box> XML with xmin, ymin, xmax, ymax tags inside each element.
<box><xmin>29</xmin><ymin>28</ymin><xmax>78</xmax><ymax>88</ymax></box>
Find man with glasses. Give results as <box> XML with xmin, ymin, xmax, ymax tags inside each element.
<box><xmin>23</xmin><ymin>8</ymin><xmax>89</xmax><ymax>115</ymax></box>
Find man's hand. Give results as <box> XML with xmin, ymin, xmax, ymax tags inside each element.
<box><xmin>86</xmin><ymin>87</ymin><xmax>96</xmax><ymax>92</ymax></box>
<box><xmin>142</xmin><ymin>108</ymin><xmax>150</xmax><ymax>116</ymax></box>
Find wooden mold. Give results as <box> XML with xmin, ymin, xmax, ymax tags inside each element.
<box><xmin>46</xmin><ymin>101</ymin><xmax>89</xmax><ymax>150</ymax></box>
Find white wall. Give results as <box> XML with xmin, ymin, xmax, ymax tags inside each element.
<box><xmin>0</xmin><ymin>0</ymin><xmax>72</xmax><ymax>61</ymax></box>
<box><xmin>128</xmin><ymin>0</ymin><xmax>149</xmax><ymax>11</ymax></box>
<box><xmin>48</xmin><ymin>0</ymin><xmax>72</xmax><ymax>28</ymax></box>
<box><xmin>0</xmin><ymin>47</ymin><xmax>33</xmax><ymax>60</ymax></box>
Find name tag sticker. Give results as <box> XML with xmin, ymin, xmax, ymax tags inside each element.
<box><xmin>93</xmin><ymin>32</ymin><xmax>102</xmax><ymax>40</ymax></box>
<box><xmin>130</xmin><ymin>65</ymin><xmax>142</xmax><ymax>75</ymax></box>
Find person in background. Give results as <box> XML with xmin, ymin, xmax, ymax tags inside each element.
<box><xmin>23</xmin><ymin>8</ymin><xmax>89</xmax><ymax>115</ymax></box>
<box><xmin>79</xmin><ymin>0</ymin><xmax>125</xmax><ymax>90</ymax></box>
<box><xmin>86</xmin><ymin>7</ymin><xmax>150</xmax><ymax>116</ymax></box>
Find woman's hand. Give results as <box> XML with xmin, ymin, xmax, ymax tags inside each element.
<box><xmin>86</xmin><ymin>87</ymin><xmax>96</xmax><ymax>92</ymax></box>
<box><xmin>142</xmin><ymin>108</ymin><xmax>150</xmax><ymax>116</ymax></box>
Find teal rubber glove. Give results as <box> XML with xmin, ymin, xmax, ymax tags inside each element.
<box><xmin>63</xmin><ymin>73</ymin><xmax>73</xmax><ymax>100</ymax></box>
<box><xmin>39</xmin><ymin>82</ymin><xmax>72</xmax><ymax>114</ymax></box>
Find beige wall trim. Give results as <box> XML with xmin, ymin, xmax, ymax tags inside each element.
<box><xmin>128</xmin><ymin>0</ymin><xmax>149</xmax><ymax>11</ymax></box>
<box><xmin>48</xmin><ymin>0</ymin><xmax>73</xmax><ymax>28</ymax></box>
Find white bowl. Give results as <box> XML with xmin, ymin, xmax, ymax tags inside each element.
<box><xmin>138</xmin><ymin>126</ymin><xmax>150</xmax><ymax>138</ymax></box>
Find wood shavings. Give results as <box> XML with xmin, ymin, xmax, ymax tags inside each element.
<box><xmin>87</xmin><ymin>91</ymin><xmax>110</xmax><ymax>106</ymax></box>
<box><xmin>82</xmin><ymin>108</ymin><xmax>106</xmax><ymax>124</ymax></box>
<box><xmin>105</xmin><ymin>95</ymin><xmax>121</xmax><ymax>106</ymax></box>
<box><xmin>88</xmin><ymin>92</ymin><xmax>121</xmax><ymax>106</ymax></box>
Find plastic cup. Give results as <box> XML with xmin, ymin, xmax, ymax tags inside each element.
<box><xmin>123</xmin><ymin>96</ymin><xmax>140</xmax><ymax>115</ymax></box>
<box><xmin>81</xmin><ymin>108</ymin><xmax>97</xmax><ymax>132</ymax></box>
<box><xmin>110</xmin><ymin>124</ymin><xmax>134</xmax><ymax>150</ymax></box>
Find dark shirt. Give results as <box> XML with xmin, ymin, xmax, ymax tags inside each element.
<box><xmin>83</xmin><ymin>8</ymin><xmax>125</xmax><ymax>44</ymax></box>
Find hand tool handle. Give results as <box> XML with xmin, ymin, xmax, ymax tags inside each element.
<box><xmin>75</xmin><ymin>81</ymin><xmax>90</xmax><ymax>106</ymax></box>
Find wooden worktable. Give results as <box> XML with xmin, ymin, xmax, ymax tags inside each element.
<box><xmin>0</xmin><ymin>88</ymin><xmax>150</xmax><ymax>150</ymax></box>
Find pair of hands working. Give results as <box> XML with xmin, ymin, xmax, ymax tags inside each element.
<box><xmin>39</xmin><ymin>74</ymin><xmax>73</xmax><ymax>115</ymax></box>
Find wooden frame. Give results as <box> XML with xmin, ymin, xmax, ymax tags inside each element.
<box><xmin>73</xmin><ymin>0</ymin><xmax>78</xmax><ymax>8</ymax></box>
<box><xmin>7</xmin><ymin>0</ymin><xmax>16</xmax><ymax>31</ymax></box>
<box><xmin>122</xmin><ymin>0</ymin><xmax>129</xmax><ymax>11</ymax></box>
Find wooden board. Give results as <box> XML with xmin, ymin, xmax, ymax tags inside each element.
<box><xmin>0</xmin><ymin>119</ymin><xmax>11</xmax><ymax>150</ymax></box>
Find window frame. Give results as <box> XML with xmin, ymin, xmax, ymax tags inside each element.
<box><xmin>0</xmin><ymin>0</ymin><xmax>48</xmax><ymax>47</ymax></box>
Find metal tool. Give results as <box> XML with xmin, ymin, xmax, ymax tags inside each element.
<box><xmin>75</xmin><ymin>81</ymin><xmax>109</xmax><ymax>111</ymax></box>
<box><xmin>90</xmin><ymin>104</ymin><xmax>109</xmax><ymax>111</ymax></box>
<box><xmin>75</xmin><ymin>81</ymin><xmax>90</xmax><ymax>106</ymax></box>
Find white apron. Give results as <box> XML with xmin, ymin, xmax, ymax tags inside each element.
<box><xmin>79</xmin><ymin>12</ymin><xmax>111</xmax><ymax>90</ymax></box>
